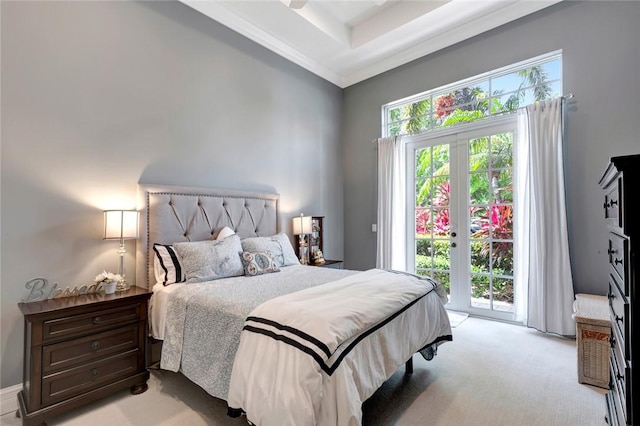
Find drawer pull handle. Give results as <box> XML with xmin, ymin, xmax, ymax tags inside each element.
<box><xmin>610</xmin><ymin>336</ymin><xmax>616</xmax><ymax>348</ymax></box>
<box><xmin>615</xmin><ymin>315</ymin><xmax>623</xmax><ymax>324</ymax></box>
<box><xmin>608</xmin><ymin>248</ymin><xmax>616</xmax><ymax>255</ymax></box>
<box><xmin>608</xmin><ymin>292</ymin><xmax>614</xmax><ymax>300</ymax></box>
<box><xmin>92</xmin><ymin>316</ymin><xmax>101</xmax><ymax>324</ymax></box>
<box><xmin>604</xmin><ymin>201</ymin><xmax>609</xmax><ymax>209</ymax></box>
<box><xmin>91</xmin><ymin>341</ymin><xmax>100</xmax><ymax>350</ymax></box>
<box><xmin>616</xmin><ymin>373</ymin><xmax>624</xmax><ymax>381</ymax></box>
<box><xmin>91</xmin><ymin>368</ymin><xmax>99</xmax><ymax>377</ymax></box>
<box><xmin>614</xmin><ymin>258</ymin><xmax>623</xmax><ymax>265</ymax></box>
<box><xmin>610</xmin><ymin>200</ymin><xmax>618</xmax><ymax>207</ymax></box>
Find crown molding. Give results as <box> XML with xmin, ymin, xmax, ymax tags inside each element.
<box><xmin>181</xmin><ymin>0</ymin><xmax>562</xmax><ymax>89</ymax></box>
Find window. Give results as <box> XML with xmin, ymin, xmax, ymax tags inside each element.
<box><xmin>394</xmin><ymin>52</ymin><xmax>562</xmax><ymax>320</ymax></box>
<box><xmin>383</xmin><ymin>51</ymin><xmax>562</xmax><ymax>137</ymax></box>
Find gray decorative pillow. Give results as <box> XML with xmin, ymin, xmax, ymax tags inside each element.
<box><xmin>173</xmin><ymin>234</ymin><xmax>244</xmax><ymax>283</ymax></box>
<box><xmin>240</xmin><ymin>251</ymin><xmax>280</xmax><ymax>276</ymax></box>
<box><xmin>240</xmin><ymin>233</ymin><xmax>300</xmax><ymax>267</ymax></box>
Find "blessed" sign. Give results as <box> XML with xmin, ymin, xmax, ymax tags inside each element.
<box><xmin>22</xmin><ymin>278</ymin><xmax>104</xmax><ymax>303</ymax></box>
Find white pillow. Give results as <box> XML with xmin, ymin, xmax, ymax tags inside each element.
<box><xmin>173</xmin><ymin>234</ymin><xmax>244</xmax><ymax>283</ymax></box>
<box><xmin>216</xmin><ymin>226</ymin><xmax>236</xmax><ymax>240</ymax></box>
<box><xmin>153</xmin><ymin>244</ymin><xmax>186</xmax><ymax>286</ymax></box>
<box><xmin>240</xmin><ymin>233</ymin><xmax>300</xmax><ymax>267</ymax></box>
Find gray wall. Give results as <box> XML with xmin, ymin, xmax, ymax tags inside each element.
<box><xmin>0</xmin><ymin>1</ymin><xmax>343</xmax><ymax>388</ymax></box>
<box><xmin>342</xmin><ymin>2</ymin><xmax>640</xmax><ymax>294</ymax></box>
<box><xmin>3</xmin><ymin>0</ymin><xmax>639</xmax><ymax>392</ymax></box>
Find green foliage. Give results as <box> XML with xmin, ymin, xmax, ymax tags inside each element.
<box><xmin>416</xmin><ymin>251</ymin><xmax>513</xmax><ymax>302</ymax></box>
<box><xmin>470</xmin><ymin>271</ymin><xmax>513</xmax><ymax>303</ymax></box>
<box><xmin>517</xmin><ymin>67</ymin><xmax>553</xmax><ymax>101</ymax></box>
<box><xmin>415</xmin><ymin>145</ymin><xmax>450</xmax><ymax>208</ymax></box>
<box><xmin>391</xmin><ymin>65</ymin><xmax>555</xmax><ymax>138</ymax></box>
<box><xmin>442</xmin><ymin>109</ymin><xmax>485</xmax><ymax>127</ymax></box>
<box><xmin>406</xmin><ymin>100</ymin><xmax>431</xmax><ymax>134</ymax></box>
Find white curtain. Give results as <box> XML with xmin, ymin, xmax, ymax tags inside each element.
<box><xmin>515</xmin><ymin>98</ymin><xmax>575</xmax><ymax>335</ymax></box>
<box><xmin>376</xmin><ymin>136</ymin><xmax>406</xmax><ymax>270</ymax></box>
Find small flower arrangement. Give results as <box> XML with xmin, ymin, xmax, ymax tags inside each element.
<box><xmin>95</xmin><ymin>271</ymin><xmax>123</xmax><ymax>294</ymax></box>
<box><xmin>94</xmin><ymin>271</ymin><xmax>123</xmax><ymax>284</ymax></box>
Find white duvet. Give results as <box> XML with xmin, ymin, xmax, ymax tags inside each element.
<box><xmin>227</xmin><ymin>269</ymin><xmax>451</xmax><ymax>426</ymax></box>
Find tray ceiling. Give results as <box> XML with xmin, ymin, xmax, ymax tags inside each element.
<box><xmin>180</xmin><ymin>0</ymin><xmax>562</xmax><ymax>88</ymax></box>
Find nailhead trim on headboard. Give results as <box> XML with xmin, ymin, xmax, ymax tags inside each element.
<box><xmin>136</xmin><ymin>185</ymin><xmax>279</xmax><ymax>290</ymax></box>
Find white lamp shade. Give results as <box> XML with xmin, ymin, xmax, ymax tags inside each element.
<box><xmin>292</xmin><ymin>215</ymin><xmax>312</xmax><ymax>235</ymax></box>
<box><xmin>104</xmin><ymin>210</ymin><xmax>138</xmax><ymax>240</ymax></box>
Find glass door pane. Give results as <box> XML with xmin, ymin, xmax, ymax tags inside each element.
<box><xmin>414</xmin><ymin>143</ymin><xmax>451</xmax><ymax>301</ymax></box>
<box><xmin>468</xmin><ymin>131</ymin><xmax>515</xmax><ymax>314</ymax></box>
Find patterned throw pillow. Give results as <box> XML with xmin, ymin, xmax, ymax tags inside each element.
<box><xmin>240</xmin><ymin>233</ymin><xmax>300</xmax><ymax>267</ymax></box>
<box><xmin>240</xmin><ymin>251</ymin><xmax>280</xmax><ymax>276</ymax></box>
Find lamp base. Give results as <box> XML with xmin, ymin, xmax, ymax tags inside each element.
<box><xmin>116</xmin><ymin>279</ymin><xmax>130</xmax><ymax>292</ymax></box>
<box><xmin>297</xmin><ymin>235</ymin><xmax>309</xmax><ymax>265</ymax></box>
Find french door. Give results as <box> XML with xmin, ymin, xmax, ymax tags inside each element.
<box><xmin>406</xmin><ymin>118</ymin><xmax>517</xmax><ymax>321</ymax></box>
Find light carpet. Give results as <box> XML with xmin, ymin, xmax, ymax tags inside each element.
<box><xmin>446</xmin><ymin>310</ymin><xmax>469</xmax><ymax>328</ymax></box>
<box><xmin>0</xmin><ymin>317</ymin><xmax>607</xmax><ymax>426</ymax></box>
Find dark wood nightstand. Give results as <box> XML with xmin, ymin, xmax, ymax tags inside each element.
<box><xmin>310</xmin><ymin>259</ymin><xmax>343</xmax><ymax>269</ymax></box>
<box><xmin>17</xmin><ymin>286</ymin><xmax>151</xmax><ymax>426</ymax></box>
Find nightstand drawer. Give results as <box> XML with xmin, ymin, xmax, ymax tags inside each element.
<box><xmin>43</xmin><ymin>325</ymin><xmax>139</xmax><ymax>374</ymax></box>
<box><xmin>43</xmin><ymin>303</ymin><xmax>142</xmax><ymax>342</ymax></box>
<box><xmin>42</xmin><ymin>350</ymin><xmax>139</xmax><ymax>407</ymax></box>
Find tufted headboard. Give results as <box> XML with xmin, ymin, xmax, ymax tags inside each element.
<box><xmin>135</xmin><ymin>184</ymin><xmax>280</xmax><ymax>289</ymax></box>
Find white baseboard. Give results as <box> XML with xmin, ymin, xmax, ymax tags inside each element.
<box><xmin>0</xmin><ymin>384</ymin><xmax>21</xmax><ymax>416</ymax></box>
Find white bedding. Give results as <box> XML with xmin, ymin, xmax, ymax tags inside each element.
<box><xmin>157</xmin><ymin>265</ymin><xmax>356</xmax><ymax>400</ymax></box>
<box><xmin>150</xmin><ymin>282</ymin><xmax>185</xmax><ymax>340</ymax></box>
<box><xmin>153</xmin><ymin>265</ymin><xmax>451</xmax><ymax>424</ymax></box>
<box><xmin>227</xmin><ymin>269</ymin><xmax>451</xmax><ymax>426</ymax></box>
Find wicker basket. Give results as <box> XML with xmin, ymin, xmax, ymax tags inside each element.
<box><xmin>573</xmin><ymin>293</ymin><xmax>610</xmax><ymax>389</ymax></box>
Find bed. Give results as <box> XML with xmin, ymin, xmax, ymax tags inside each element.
<box><xmin>136</xmin><ymin>184</ymin><xmax>452</xmax><ymax>426</ymax></box>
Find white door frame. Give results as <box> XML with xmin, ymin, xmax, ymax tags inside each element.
<box><xmin>405</xmin><ymin>116</ymin><xmax>518</xmax><ymax>321</ymax></box>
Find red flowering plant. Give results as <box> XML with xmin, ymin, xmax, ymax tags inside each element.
<box><xmin>415</xmin><ymin>208</ymin><xmax>430</xmax><ymax>236</ymax></box>
<box><xmin>468</xmin><ymin>204</ymin><xmax>514</xmax><ymax>303</ymax></box>
<box><xmin>435</xmin><ymin>94</ymin><xmax>455</xmax><ymax>120</ymax></box>
<box><xmin>415</xmin><ymin>181</ymin><xmax>451</xmax><ymax>237</ymax></box>
<box><xmin>470</xmin><ymin>204</ymin><xmax>514</xmax><ymax>274</ymax></box>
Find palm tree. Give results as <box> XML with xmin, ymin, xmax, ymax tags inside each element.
<box><xmin>517</xmin><ymin>66</ymin><xmax>553</xmax><ymax>101</ymax></box>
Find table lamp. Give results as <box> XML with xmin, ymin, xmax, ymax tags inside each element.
<box><xmin>103</xmin><ymin>210</ymin><xmax>138</xmax><ymax>290</ymax></box>
<box><xmin>292</xmin><ymin>213</ymin><xmax>312</xmax><ymax>264</ymax></box>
